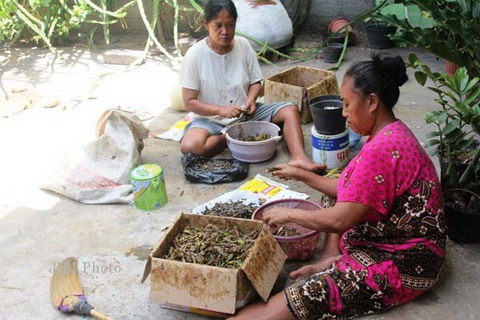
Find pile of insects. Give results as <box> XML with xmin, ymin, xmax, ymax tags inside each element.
<box><xmin>202</xmin><ymin>200</ymin><xmax>261</xmax><ymax>219</ymax></box>
<box><xmin>240</xmin><ymin>133</ymin><xmax>270</xmax><ymax>142</ymax></box>
<box><xmin>164</xmin><ymin>224</ymin><xmax>259</xmax><ymax>269</ymax></box>
<box><xmin>190</xmin><ymin>158</ymin><xmax>236</xmax><ymax>171</ymax></box>
<box><xmin>274</xmin><ymin>226</ymin><xmax>302</xmax><ymax>237</ymax></box>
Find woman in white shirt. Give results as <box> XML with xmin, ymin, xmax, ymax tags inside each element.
<box><xmin>180</xmin><ymin>0</ymin><xmax>323</xmax><ymax>172</ymax></box>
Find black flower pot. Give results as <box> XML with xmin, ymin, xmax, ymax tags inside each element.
<box><xmin>365</xmin><ymin>23</ymin><xmax>396</xmax><ymax>49</ymax></box>
<box><xmin>327</xmin><ymin>33</ymin><xmax>345</xmax><ymax>45</ymax></box>
<box><xmin>309</xmin><ymin>95</ymin><xmax>346</xmax><ymax>135</ymax></box>
<box><xmin>326</xmin><ymin>32</ymin><xmax>353</xmax><ymax>47</ymax></box>
<box><xmin>445</xmin><ymin>204</ymin><xmax>480</xmax><ymax>243</ymax></box>
<box><xmin>323</xmin><ymin>43</ymin><xmax>344</xmax><ymax>63</ymax></box>
<box><xmin>443</xmin><ymin>188</ymin><xmax>480</xmax><ymax>243</ymax></box>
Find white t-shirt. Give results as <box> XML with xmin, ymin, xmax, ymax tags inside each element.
<box><xmin>179</xmin><ymin>36</ymin><xmax>263</xmax><ymax>125</ymax></box>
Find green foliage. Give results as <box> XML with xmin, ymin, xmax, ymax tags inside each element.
<box><xmin>408</xmin><ymin>54</ymin><xmax>480</xmax><ymax>198</ymax></box>
<box><xmin>0</xmin><ymin>0</ymin><xmax>132</xmax><ymax>48</ymax></box>
<box><xmin>373</xmin><ymin>0</ymin><xmax>480</xmax><ymax>78</ymax></box>
<box><xmin>372</xmin><ymin>0</ymin><xmax>435</xmax><ymax>28</ymax></box>
<box><xmin>368</xmin><ymin>1</ymin><xmax>480</xmax><ymax>208</ymax></box>
<box><xmin>0</xmin><ymin>1</ymin><xmax>19</xmax><ymax>42</ymax></box>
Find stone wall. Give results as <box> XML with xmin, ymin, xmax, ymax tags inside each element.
<box><xmin>112</xmin><ymin>1</ymin><xmax>201</xmax><ymax>38</ymax></box>
<box><xmin>109</xmin><ymin>0</ymin><xmax>375</xmax><ymax>36</ymax></box>
<box><xmin>114</xmin><ymin>0</ymin><xmax>153</xmax><ymax>33</ymax></box>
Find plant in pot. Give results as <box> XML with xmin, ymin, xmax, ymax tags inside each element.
<box><xmin>363</xmin><ymin>1</ymin><xmax>403</xmax><ymax>49</ymax></box>
<box><xmin>368</xmin><ymin>0</ymin><xmax>480</xmax><ymax>241</ymax></box>
<box><xmin>408</xmin><ymin>54</ymin><xmax>480</xmax><ymax>243</ymax></box>
<box><xmin>364</xmin><ymin>18</ymin><xmax>397</xmax><ymax>49</ymax></box>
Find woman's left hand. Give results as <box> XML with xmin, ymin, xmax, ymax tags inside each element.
<box><xmin>268</xmin><ymin>163</ymin><xmax>306</xmax><ymax>181</ymax></box>
<box><xmin>262</xmin><ymin>207</ymin><xmax>292</xmax><ymax>227</ymax></box>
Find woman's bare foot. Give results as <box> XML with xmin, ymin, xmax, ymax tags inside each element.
<box><xmin>288</xmin><ymin>158</ymin><xmax>326</xmax><ymax>174</ymax></box>
<box><xmin>289</xmin><ymin>254</ymin><xmax>342</xmax><ymax>280</ymax></box>
<box><xmin>290</xmin><ymin>233</ymin><xmax>343</xmax><ymax>280</ymax></box>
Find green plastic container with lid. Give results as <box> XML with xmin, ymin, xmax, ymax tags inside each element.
<box><xmin>130</xmin><ymin>164</ymin><xmax>167</xmax><ymax>210</ymax></box>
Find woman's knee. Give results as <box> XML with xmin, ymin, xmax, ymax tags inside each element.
<box><xmin>274</xmin><ymin>104</ymin><xmax>300</xmax><ymax>122</ymax></box>
<box><xmin>180</xmin><ymin>128</ymin><xmax>211</xmax><ymax>155</ymax></box>
<box><xmin>284</xmin><ymin>104</ymin><xmax>300</xmax><ymax>116</ymax></box>
<box><xmin>181</xmin><ymin>129</ymin><xmax>226</xmax><ymax>156</ymax></box>
<box><xmin>180</xmin><ymin>138</ymin><xmax>205</xmax><ymax>155</ymax></box>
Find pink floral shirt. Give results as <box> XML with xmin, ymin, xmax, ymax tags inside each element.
<box><xmin>337</xmin><ymin>120</ymin><xmax>446</xmax><ymax>303</ymax></box>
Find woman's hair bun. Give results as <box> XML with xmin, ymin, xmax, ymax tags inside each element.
<box><xmin>372</xmin><ymin>54</ymin><xmax>408</xmax><ymax>87</ymax></box>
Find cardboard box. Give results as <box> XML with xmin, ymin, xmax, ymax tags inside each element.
<box><xmin>142</xmin><ymin>213</ymin><xmax>286</xmax><ymax>316</ymax></box>
<box><xmin>264</xmin><ymin>66</ymin><xmax>340</xmax><ymax>123</ymax></box>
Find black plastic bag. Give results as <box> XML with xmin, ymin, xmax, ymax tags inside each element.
<box><xmin>181</xmin><ymin>153</ymin><xmax>249</xmax><ymax>184</ymax></box>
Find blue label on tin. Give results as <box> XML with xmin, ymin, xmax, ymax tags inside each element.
<box><xmin>312</xmin><ymin>135</ymin><xmax>349</xmax><ymax>150</ymax></box>
<box><xmin>131</xmin><ymin>179</ymin><xmax>151</xmax><ymax>191</ymax></box>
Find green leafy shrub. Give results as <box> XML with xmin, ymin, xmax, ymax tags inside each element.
<box><xmin>376</xmin><ymin>0</ymin><xmax>480</xmax><ymax>78</ymax></box>
<box><xmin>408</xmin><ymin>54</ymin><xmax>480</xmax><ymax>209</ymax></box>
<box><xmin>0</xmin><ymin>0</ymin><xmax>132</xmax><ymax>48</ymax></box>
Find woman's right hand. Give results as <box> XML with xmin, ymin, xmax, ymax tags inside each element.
<box><xmin>218</xmin><ymin>105</ymin><xmax>244</xmax><ymax>118</ymax></box>
<box><xmin>262</xmin><ymin>207</ymin><xmax>293</xmax><ymax>227</ymax></box>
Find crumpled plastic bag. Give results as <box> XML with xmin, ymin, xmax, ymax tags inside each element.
<box><xmin>181</xmin><ymin>153</ymin><xmax>249</xmax><ymax>184</ymax></box>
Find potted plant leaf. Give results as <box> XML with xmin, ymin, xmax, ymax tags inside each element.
<box><xmin>408</xmin><ymin>54</ymin><xmax>480</xmax><ymax>243</ymax></box>
<box><xmin>375</xmin><ymin>0</ymin><xmax>480</xmax><ymax>78</ymax></box>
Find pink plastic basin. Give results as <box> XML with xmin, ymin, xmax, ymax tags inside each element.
<box><xmin>252</xmin><ymin>199</ymin><xmax>322</xmax><ymax>261</ymax></box>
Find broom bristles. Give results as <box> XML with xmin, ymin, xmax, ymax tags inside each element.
<box><xmin>50</xmin><ymin>257</ymin><xmax>114</xmax><ymax>319</ymax></box>
<box><xmin>50</xmin><ymin>257</ymin><xmax>84</xmax><ymax>308</ymax></box>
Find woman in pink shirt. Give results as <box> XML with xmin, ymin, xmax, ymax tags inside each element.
<box><xmin>230</xmin><ymin>54</ymin><xmax>446</xmax><ymax>319</ymax></box>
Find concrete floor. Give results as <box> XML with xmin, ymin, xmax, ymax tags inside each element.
<box><xmin>1</xmin><ymin>37</ymin><xmax>479</xmax><ymax>320</ymax></box>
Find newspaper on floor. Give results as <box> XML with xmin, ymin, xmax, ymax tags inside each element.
<box><xmin>154</xmin><ymin>112</ymin><xmax>197</xmax><ymax>141</ymax></box>
<box><xmin>192</xmin><ymin>174</ymin><xmax>309</xmax><ymax>214</ymax></box>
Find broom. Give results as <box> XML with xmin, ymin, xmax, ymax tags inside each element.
<box><xmin>50</xmin><ymin>257</ymin><xmax>114</xmax><ymax>320</ymax></box>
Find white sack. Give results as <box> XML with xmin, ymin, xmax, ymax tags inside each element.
<box><xmin>41</xmin><ymin>109</ymin><xmax>149</xmax><ymax>204</ymax></box>
<box><xmin>234</xmin><ymin>0</ymin><xmax>293</xmax><ymax>50</ymax></box>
